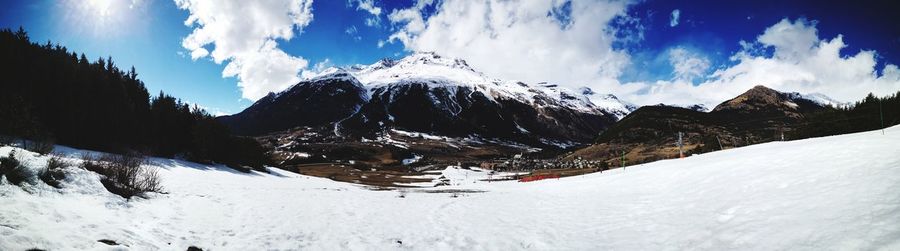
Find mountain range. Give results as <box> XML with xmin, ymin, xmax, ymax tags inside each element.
<box><xmin>218</xmin><ymin>52</ymin><xmax>842</xmax><ymax>167</ymax></box>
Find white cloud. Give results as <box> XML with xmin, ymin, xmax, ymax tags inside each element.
<box><xmin>668</xmin><ymin>47</ymin><xmax>709</xmax><ymax>81</ymax></box>
<box><xmin>349</xmin><ymin>0</ymin><xmax>382</xmax><ymax>27</ymax></box>
<box><xmin>386</xmin><ymin>8</ymin><xmax>426</xmax><ymax>46</ymax></box>
<box><xmin>352</xmin><ymin>0</ymin><xmax>381</xmax><ymax>16</ymax></box>
<box><xmin>387</xmin><ymin>0</ymin><xmax>633</xmax><ymax>92</ymax></box>
<box><xmin>621</xmin><ymin>18</ymin><xmax>900</xmax><ymax>107</ymax></box>
<box><xmin>387</xmin><ymin>3</ymin><xmax>899</xmax><ymax>108</ymax></box>
<box><xmin>299</xmin><ymin>58</ymin><xmax>334</xmax><ymax>79</ymax></box>
<box><xmin>222</xmin><ymin>40</ymin><xmax>309</xmax><ymax>101</ymax></box>
<box><xmin>175</xmin><ymin>0</ymin><xmax>314</xmax><ymax>101</ymax></box>
<box><xmin>345</xmin><ymin>25</ymin><xmax>362</xmax><ymax>41</ymax></box>
<box><xmin>669</xmin><ymin>9</ymin><xmax>680</xmax><ymax>27</ymax></box>
<box><xmin>757</xmin><ymin>18</ymin><xmax>819</xmax><ymax>61</ymax></box>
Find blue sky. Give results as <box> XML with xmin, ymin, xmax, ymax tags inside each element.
<box><xmin>2</xmin><ymin>0</ymin><xmax>899</xmax><ymax>113</ymax></box>
<box><xmin>617</xmin><ymin>0</ymin><xmax>900</xmax><ymax>83</ymax></box>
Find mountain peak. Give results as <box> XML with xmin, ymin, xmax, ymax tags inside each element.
<box><xmin>750</xmin><ymin>85</ymin><xmax>775</xmax><ymax>92</ymax></box>
<box><xmin>741</xmin><ymin>85</ymin><xmax>781</xmax><ymax>99</ymax></box>
<box><xmin>713</xmin><ymin>85</ymin><xmax>785</xmax><ymax>112</ymax></box>
<box><xmin>395</xmin><ymin>51</ymin><xmax>475</xmax><ymax>72</ymax></box>
<box><xmin>376</xmin><ymin>58</ymin><xmax>397</xmax><ymax>68</ymax></box>
<box><xmin>300</xmin><ymin>67</ymin><xmax>362</xmax><ymax>86</ymax></box>
<box><xmin>712</xmin><ymin>85</ymin><xmax>833</xmax><ymax>117</ymax></box>
<box><xmin>577</xmin><ymin>87</ymin><xmax>595</xmax><ymax>96</ymax></box>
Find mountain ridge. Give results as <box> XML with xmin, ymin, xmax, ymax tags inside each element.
<box><xmin>218</xmin><ymin>52</ymin><xmax>849</xmax><ymax>169</ymax></box>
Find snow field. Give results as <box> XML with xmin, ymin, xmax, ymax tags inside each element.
<box><xmin>0</xmin><ymin>126</ymin><xmax>899</xmax><ymax>250</ymax></box>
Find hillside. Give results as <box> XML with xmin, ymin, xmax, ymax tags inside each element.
<box><xmin>568</xmin><ymin>85</ymin><xmax>835</xmax><ymax>165</ymax></box>
<box><xmin>2</xmin><ymin>126</ymin><xmax>898</xmax><ymax>250</ymax></box>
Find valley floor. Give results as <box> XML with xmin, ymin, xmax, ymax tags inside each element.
<box><xmin>2</xmin><ymin>127</ymin><xmax>900</xmax><ymax>250</ymax></box>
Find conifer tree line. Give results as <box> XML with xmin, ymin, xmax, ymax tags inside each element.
<box><xmin>791</xmin><ymin>91</ymin><xmax>900</xmax><ymax>139</ymax></box>
<box><xmin>0</xmin><ymin>27</ymin><xmax>266</xmax><ymax>170</ymax></box>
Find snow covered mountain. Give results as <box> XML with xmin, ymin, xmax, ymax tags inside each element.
<box><xmin>220</xmin><ymin>52</ymin><xmax>635</xmax><ymax>147</ymax></box>
<box><xmin>343</xmin><ymin>52</ymin><xmax>631</xmax><ymax>116</ymax></box>
<box><xmin>795</xmin><ymin>92</ymin><xmax>850</xmax><ymax>108</ymax></box>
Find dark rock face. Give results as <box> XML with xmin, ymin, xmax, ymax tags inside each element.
<box><xmin>508</xmin><ymin>96</ymin><xmax>617</xmax><ymax>143</ymax></box>
<box><xmin>337</xmin><ymin>82</ymin><xmax>618</xmax><ymax>145</ymax></box>
<box><xmin>338</xmin><ymin>82</ymin><xmax>516</xmax><ymax>139</ymax></box>
<box><xmin>217</xmin><ymin>72</ymin><xmax>367</xmax><ymax>136</ymax></box>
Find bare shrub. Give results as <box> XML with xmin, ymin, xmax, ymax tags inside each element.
<box><xmin>45</xmin><ymin>154</ymin><xmax>70</xmax><ymax>170</ymax></box>
<box><xmin>80</xmin><ymin>153</ymin><xmax>162</xmax><ymax>198</ymax></box>
<box><xmin>0</xmin><ymin>151</ymin><xmax>18</xmax><ymax>172</ymax></box>
<box><xmin>79</xmin><ymin>153</ymin><xmax>104</xmax><ymax>173</ymax></box>
<box><xmin>1</xmin><ymin>151</ymin><xmax>31</xmax><ymax>186</ymax></box>
<box><xmin>39</xmin><ymin>155</ymin><xmax>69</xmax><ymax>188</ymax></box>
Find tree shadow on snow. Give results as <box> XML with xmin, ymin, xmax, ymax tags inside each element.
<box><xmin>49</xmin><ymin>145</ymin><xmax>291</xmax><ymax>178</ymax></box>
<box><xmin>148</xmin><ymin>157</ymin><xmax>267</xmax><ymax>177</ymax></box>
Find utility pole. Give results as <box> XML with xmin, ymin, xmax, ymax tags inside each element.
<box><xmin>780</xmin><ymin>126</ymin><xmax>785</xmax><ymax>141</ymax></box>
<box><xmin>677</xmin><ymin>132</ymin><xmax>684</xmax><ymax>159</ymax></box>
<box><xmin>620</xmin><ymin>138</ymin><xmax>626</xmax><ymax>170</ymax></box>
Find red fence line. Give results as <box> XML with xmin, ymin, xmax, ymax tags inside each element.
<box><xmin>518</xmin><ymin>174</ymin><xmax>560</xmax><ymax>182</ymax></box>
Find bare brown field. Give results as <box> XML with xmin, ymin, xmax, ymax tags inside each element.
<box><xmin>289</xmin><ymin>163</ymin><xmax>433</xmax><ymax>188</ymax></box>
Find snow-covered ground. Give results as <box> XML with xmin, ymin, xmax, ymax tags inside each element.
<box><xmin>2</xmin><ymin>126</ymin><xmax>900</xmax><ymax>250</ymax></box>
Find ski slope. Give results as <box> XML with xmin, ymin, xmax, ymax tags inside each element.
<box><xmin>1</xmin><ymin>126</ymin><xmax>899</xmax><ymax>250</ymax></box>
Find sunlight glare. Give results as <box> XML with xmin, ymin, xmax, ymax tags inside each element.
<box><xmin>89</xmin><ymin>0</ymin><xmax>115</xmax><ymax>17</ymax></box>
<box><xmin>61</xmin><ymin>0</ymin><xmax>140</xmax><ymax>38</ymax></box>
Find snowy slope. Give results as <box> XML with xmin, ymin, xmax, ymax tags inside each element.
<box><xmin>798</xmin><ymin>92</ymin><xmax>850</xmax><ymax>108</ymax></box>
<box><xmin>777</xmin><ymin>89</ymin><xmax>848</xmax><ymax>109</ymax></box>
<box><xmin>2</xmin><ymin>126</ymin><xmax>899</xmax><ymax>250</ymax></box>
